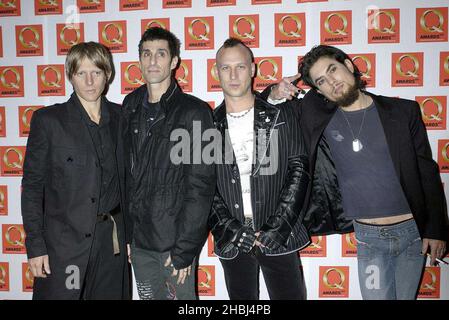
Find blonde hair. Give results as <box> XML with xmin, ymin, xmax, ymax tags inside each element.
<box><xmin>65</xmin><ymin>42</ymin><xmax>114</xmax><ymax>83</ymax></box>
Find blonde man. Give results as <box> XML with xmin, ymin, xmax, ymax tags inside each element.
<box><xmin>22</xmin><ymin>42</ymin><xmax>130</xmax><ymax>299</ymax></box>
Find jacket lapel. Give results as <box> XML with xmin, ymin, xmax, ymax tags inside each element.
<box><xmin>252</xmin><ymin>98</ymin><xmax>280</xmax><ymax>176</ymax></box>
<box><xmin>106</xmin><ymin>99</ymin><xmax>119</xmax><ymax>153</ymax></box>
<box><xmin>214</xmin><ymin>97</ymin><xmax>280</xmax><ymax>176</ymax></box>
<box><xmin>368</xmin><ymin>93</ymin><xmax>401</xmax><ymax>176</ymax></box>
<box><xmin>65</xmin><ymin>94</ymin><xmax>97</xmax><ymax>157</ymax></box>
<box><xmin>214</xmin><ymin>101</ymin><xmax>237</xmax><ymax>170</ymax></box>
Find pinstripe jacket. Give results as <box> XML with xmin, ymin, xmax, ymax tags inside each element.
<box><xmin>209</xmin><ymin>94</ymin><xmax>311</xmax><ymax>259</ymax></box>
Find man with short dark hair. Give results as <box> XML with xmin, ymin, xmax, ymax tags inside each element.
<box><xmin>267</xmin><ymin>44</ymin><xmax>448</xmax><ymax>300</ymax></box>
<box><xmin>123</xmin><ymin>27</ymin><xmax>216</xmax><ymax>300</ymax></box>
<box><xmin>22</xmin><ymin>42</ymin><xmax>130</xmax><ymax>300</ymax></box>
<box><xmin>209</xmin><ymin>38</ymin><xmax>310</xmax><ymax>300</ymax></box>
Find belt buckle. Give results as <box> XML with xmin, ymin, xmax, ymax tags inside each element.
<box><xmin>244</xmin><ymin>217</ymin><xmax>253</xmax><ymax>229</ymax></box>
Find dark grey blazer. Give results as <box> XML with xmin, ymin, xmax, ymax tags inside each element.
<box><xmin>21</xmin><ymin>93</ymin><xmax>129</xmax><ymax>299</ymax></box>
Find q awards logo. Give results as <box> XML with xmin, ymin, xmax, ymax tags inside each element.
<box><xmin>367</xmin><ymin>8</ymin><xmax>400</xmax><ymax>43</ymax></box>
<box><xmin>0</xmin><ymin>66</ymin><xmax>24</xmax><ymax>97</ymax></box>
<box><xmin>119</xmin><ymin>0</ymin><xmax>147</xmax><ymax>11</ymax></box>
<box><xmin>185</xmin><ymin>16</ymin><xmax>214</xmax><ymax>50</ymax></box>
<box><xmin>77</xmin><ymin>0</ymin><xmax>104</xmax><ymax>13</ymax></box>
<box><xmin>35</xmin><ymin>0</ymin><xmax>62</xmax><ymax>15</ymax></box>
<box><xmin>0</xmin><ymin>185</ymin><xmax>7</xmax><ymax>215</ymax></box>
<box><xmin>416</xmin><ymin>96</ymin><xmax>447</xmax><ymax>130</ymax></box>
<box><xmin>0</xmin><ymin>106</ymin><xmax>5</xmax><ymax>137</ymax></box>
<box><xmin>416</xmin><ymin>7</ymin><xmax>448</xmax><ymax>42</ymax></box>
<box><xmin>197</xmin><ymin>265</ymin><xmax>215</xmax><ymax>296</ymax></box>
<box><xmin>341</xmin><ymin>232</ymin><xmax>357</xmax><ymax>257</ymax></box>
<box><xmin>141</xmin><ymin>18</ymin><xmax>170</xmax><ymax>35</ymax></box>
<box><xmin>175</xmin><ymin>60</ymin><xmax>192</xmax><ymax>93</ymax></box>
<box><xmin>321</xmin><ymin>10</ymin><xmax>352</xmax><ymax>45</ymax></box>
<box><xmin>99</xmin><ymin>20</ymin><xmax>127</xmax><ymax>53</ymax></box>
<box><xmin>163</xmin><ymin>0</ymin><xmax>191</xmax><ymax>8</ymax></box>
<box><xmin>207</xmin><ymin>59</ymin><xmax>221</xmax><ymax>92</ymax></box>
<box><xmin>440</xmin><ymin>52</ymin><xmax>449</xmax><ymax>86</ymax></box>
<box><xmin>0</xmin><ymin>0</ymin><xmax>20</xmax><ymax>16</ymax></box>
<box><xmin>254</xmin><ymin>56</ymin><xmax>282</xmax><ymax>91</ymax></box>
<box><xmin>18</xmin><ymin>105</ymin><xmax>44</xmax><ymax>137</ymax></box>
<box><xmin>2</xmin><ymin>224</ymin><xmax>26</xmax><ymax>254</ymax></box>
<box><xmin>15</xmin><ymin>24</ymin><xmax>43</xmax><ymax>57</ymax></box>
<box><xmin>207</xmin><ymin>0</ymin><xmax>235</xmax><ymax>7</ymax></box>
<box><xmin>22</xmin><ymin>262</ymin><xmax>34</xmax><ymax>292</ymax></box>
<box><xmin>391</xmin><ymin>52</ymin><xmax>424</xmax><ymax>87</ymax></box>
<box><xmin>121</xmin><ymin>62</ymin><xmax>144</xmax><ymax>94</ymax></box>
<box><xmin>56</xmin><ymin>23</ymin><xmax>84</xmax><ymax>56</ymax></box>
<box><xmin>319</xmin><ymin>266</ymin><xmax>349</xmax><ymax>298</ymax></box>
<box><xmin>275</xmin><ymin>13</ymin><xmax>306</xmax><ymax>47</ymax></box>
<box><xmin>37</xmin><ymin>64</ymin><xmax>65</xmax><ymax>96</ymax></box>
<box><xmin>418</xmin><ymin>267</ymin><xmax>440</xmax><ymax>299</ymax></box>
<box><xmin>300</xmin><ymin>235</ymin><xmax>327</xmax><ymax>257</ymax></box>
<box><xmin>349</xmin><ymin>53</ymin><xmax>376</xmax><ymax>88</ymax></box>
<box><xmin>229</xmin><ymin>15</ymin><xmax>259</xmax><ymax>48</ymax></box>
<box><xmin>0</xmin><ymin>262</ymin><xmax>9</xmax><ymax>291</ymax></box>
<box><xmin>0</xmin><ymin>146</ymin><xmax>25</xmax><ymax>176</ymax></box>
<box><xmin>438</xmin><ymin>139</ymin><xmax>449</xmax><ymax>173</ymax></box>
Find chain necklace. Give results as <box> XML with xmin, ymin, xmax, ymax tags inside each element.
<box><xmin>338</xmin><ymin>107</ymin><xmax>368</xmax><ymax>152</ymax></box>
<box><xmin>227</xmin><ymin>106</ymin><xmax>253</xmax><ymax>119</ymax></box>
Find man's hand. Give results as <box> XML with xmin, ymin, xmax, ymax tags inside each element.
<box><xmin>28</xmin><ymin>255</ymin><xmax>51</xmax><ymax>278</ymax></box>
<box><xmin>256</xmin><ymin>231</ymin><xmax>283</xmax><ymax>251</ymax></box>
<box><xmin>232</xmin><ymin>226</ymin><xmax>257</xmax><ymax>253</ymax></box>
<box><xmin>268</xmin><ymin>73</ymin><xmax>302</xmax><ymax>101</ymax></box>
<box><xmin>422</xmin><ymin>238</ymin><xmax>446</xmax><ymax>266</ymax></box>
<box><xmin>164</xmin><ymin>255</ymin><xmax>192</xmax><ymax>285</ymax></box>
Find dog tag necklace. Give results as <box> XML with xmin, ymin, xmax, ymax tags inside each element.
<box><xmin>338</xmin><ymin>106</ymin><xmax>367</xmax><ymax>152</ymax></box>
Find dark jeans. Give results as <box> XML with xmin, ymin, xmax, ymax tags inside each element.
<box><xmin>219</xmin><ymin>247</ymin><xmax>306</xmax><ymax>300</ymax></box>
<box><xmin>131</xmin><ymin>245</ymin><xmax>197</xmax><ymax>300</ymax></box>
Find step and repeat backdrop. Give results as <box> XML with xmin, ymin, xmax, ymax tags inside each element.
<box><xmin>0</xmin><ymin>0</ymin><xmax>448</xmax><ymax>300</ymax></box>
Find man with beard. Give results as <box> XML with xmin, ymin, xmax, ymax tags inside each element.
<box><xmin>265</xmin><ymin>45</ymin><xmax>448</xmax><ymax>300</ymax></box>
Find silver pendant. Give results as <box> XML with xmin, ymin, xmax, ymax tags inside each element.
<box><xmin>352</xmin><ymin>139</ymin><xmax>363</xmax><ymax>152</ymax></box>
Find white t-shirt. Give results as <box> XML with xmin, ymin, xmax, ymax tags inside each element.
<box><xmin>227</xmin><ymin>107</ymin><xmax>255</xmax><ymax>218</ymax></box>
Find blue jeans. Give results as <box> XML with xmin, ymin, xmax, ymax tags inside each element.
<box><xmin>353</xmin><ymin>219</ymin><xmax>426</xmax><ymax>300</ymax></box>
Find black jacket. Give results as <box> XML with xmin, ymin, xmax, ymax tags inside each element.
<box><xmin>293</xmin><ymin>90</ymin><xmax>448</xmax><ymax>240</ymax></box>
<box><xmin>209</xmin><ymin>95</ymin><xmax>310</xmax><ymax>259</ymax></box>
<box><xmin>122</xmin><ymin>80</ymin><xmax>216</xmax><ymax>269</ymax></box>
<box><xmin>21</xmin><ymin>94</ymin><xmax>130</xmax><ymax>299</ymax></box>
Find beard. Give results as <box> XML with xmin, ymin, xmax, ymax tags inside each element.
<box><xmin>335</xmin><ymin>82</ymin><xmax>360</xmax><ymax>107</ymax></box>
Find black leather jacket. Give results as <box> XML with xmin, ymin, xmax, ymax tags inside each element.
<box><xmin>122</xmin><ymin>80</ymin><xmax>216</xmax><ymax>269</ymax></box>
<box><xmin>208</xmin><ymin>95</ymin><xmax>310</xmax><ymax>259</ymax></box>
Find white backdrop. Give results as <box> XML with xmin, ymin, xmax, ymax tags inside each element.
<box><xmin>0</xmin><ymin>0</ymin><xmax>448</xmax><ymax>300</ymax></box>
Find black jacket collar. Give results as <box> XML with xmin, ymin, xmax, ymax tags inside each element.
<box><xmin>214</xmin><ymin>93</ymin><xmax>279</xmax><ymax>126</ymax></box>
<box><xmin>213</xmin><ymin>93</ymin><xmax>281</xmax><ymax>175</ymax></box>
